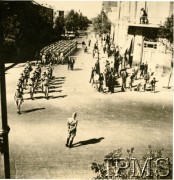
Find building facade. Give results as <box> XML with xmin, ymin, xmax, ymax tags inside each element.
<box><xmin>105</xmin><ymin>1</ymin><xmax>173</xmax><ymax>68</ymax></box>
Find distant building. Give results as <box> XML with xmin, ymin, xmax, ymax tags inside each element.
<box><xmin>107</xmin><ymin>1</ymin><xmax>173</xmax><ymax>68</ymax></box>
<box><xmin>102</xmin><ymin>1</ymin><xmax>118</xmax><ymax>13</ymax></box>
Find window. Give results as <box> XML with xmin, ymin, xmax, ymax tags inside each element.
<box><xmin>144</xmin><ymin>41</ymin><xmax>157</xmax><ymax>49</ymax></box>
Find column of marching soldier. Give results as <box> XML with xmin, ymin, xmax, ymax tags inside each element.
<box><xmin>14</xmin><ymin>61</ymin><xmax>53</xmax><ymax>114</ymax></box>
<box><xmin>13</xmin><ymin>39</ymin><xmax>77</xmax><ymax>114</ymax></box>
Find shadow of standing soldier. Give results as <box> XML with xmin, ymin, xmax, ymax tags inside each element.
<box><xmin>73</xmin><ymin>137</ymin><xmax>104</xmax><ymax>147</ymax></box>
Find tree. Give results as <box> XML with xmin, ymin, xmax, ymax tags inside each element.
<box><xmin>158</xmin><ymin>15</ymin><xmax>173</xmax><ymax>44</ymax></box>
<box><xmin>158</xmin><ymin>15</ymin><xmax>173</xmax><ymax>89</ymax></box>
<box><xmin>65</xmin><ymin>9</ymin><xmax>90</xmax><ymax>32</ymax></box>
<box><xmin>65</xmin><ymin>10</ymin><xmax>79</xmax><ymax>31</ymax></box>
<box><xmin>92</xmin><ymin>10</ymin><xmax>111</xmax><ymax>34</ymax></box>
<box><xmin>1</xmin><ymin>1</ymin><xmax>54</xmax><ymax>62</ymax></box>
<box><xmin>78</xmin><ymin>13</ymin><xmax>90</xmax><ymax>30</ymax></box>
<box><xmin>54</xmin><ymin>15</ymin><xmax>65</xmax><ymax>38</ymax></box>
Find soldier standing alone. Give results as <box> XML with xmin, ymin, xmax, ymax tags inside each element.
<box><xmin>66</xmin><ymin>112</ymin><xmax>78</xmax><ymax>148</ymax></box>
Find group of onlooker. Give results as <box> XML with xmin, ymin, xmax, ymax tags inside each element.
<box><xmin>88</xmin><ymin>34</ymin><xmax>158</xmax><ymax>93</ymax></box>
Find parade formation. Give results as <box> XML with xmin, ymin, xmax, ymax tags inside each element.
<box><xmin>14</xmin><ymin>31</ymin><xmax>161</xmax><ymax>115</ymax></box>
<box><xmin>0</xmin><ymin>1</ymin><xmax>172</xmax><ymax>179</ymax></box>
<box><xmin>14</xmin><ymin>61</ymin><xmax>54</xmax><ymax>114</ymax></box>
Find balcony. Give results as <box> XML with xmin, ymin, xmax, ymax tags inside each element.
<box><xmin>127</xmin><ymin>16</ymin><xmax>166</xmax><ymax>28</ymax></box>
<box><xmin>122</xmin><ymin>16</ymin><xmax>167</xmax><ymax>28</ymax></box>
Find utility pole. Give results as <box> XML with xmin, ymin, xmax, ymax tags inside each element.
<box><xmin>0</xmin><ymin>63</ymin><xmax>11</xmax><ymax>179</ymax></box>
<box><xmin>0</xmin><ymin>2</ymin><xmax>11</xmax><ymax>178</ymax></box>
<box><xmin>116</xmin><ymin>1</ymin><xmax>122</xmax><ymax>45</ymax></box>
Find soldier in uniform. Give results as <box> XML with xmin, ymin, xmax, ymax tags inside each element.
<box><xmin>41</xmin><ymin>72</ymin><xmax>47</xmax><ymax>92</ymax></box>
<box><xmin>68</xmin><ymin>57</ymin><xmax>71</xmax><ymax>70</ymax></box>
<box><xmin>143</xmin><ymin>72</ymin><xmax>150</xmax><ymax>91</ymax></box>
<box><xmin>17</xmin><ymin>78</ymin><xmax>23</xmax><ymax>93</ymax></box>
<box><xmin>25</xmin><ymin>61</ymin><xmax>33</xmax><ymax>72</ymax></box>
<box><xmin>14</xmin><ymin>88</ymin><xmax>24</xmax><ymax>114</ymax></box>
<box><xmin>48</xmin><ymin>63</ymin><xmax>53</xmax><ymax>78</ymax></box>
<box><xmin>66</xmin><ymin>112</ymin><xmax>78</xmax><ymax>148</ymax></box>
<box><xmin>23</xmin><ymin>67</ymin><xmax>30</xmax><ymax>88</ymax></box>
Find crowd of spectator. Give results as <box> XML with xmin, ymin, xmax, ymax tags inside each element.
<box><xmin>89</xmin><ymin>33</ymin><xmax>158</xmax><ymax>93</ymax></box>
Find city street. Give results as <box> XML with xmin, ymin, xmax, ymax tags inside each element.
<box><xmin>0</xmin><ymin>34</ymin><xmax>173</xmax><ymax>178</ymax></box>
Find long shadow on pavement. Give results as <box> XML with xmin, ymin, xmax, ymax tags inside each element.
<box><xmin>49</xmin><ymin>95</ymin><xmax>67</xmax><ymax>99</ymax></box>
<box><xmin>50</xmin><ymin>79</ymin><xmax>65</xmax><ymax>83</ymax></box>
<box><xmin>49</xmin><ymin>90</ymin><xmax>62</xmax><ymax>93</ymax></box>
<box><xmin>73</xmin><ymin>137</ymin><xmax>104</xmax><ymax>147</ymax></box>
<box><xmin>54</xmin><ymin>77</ymin><xmax>66</xmax><ymax>80</ymax></box>
<box><xmin>21</xmin><ymin>107</ymin><xmax>45</xmax><ymax>114</ymax></box>
<box><xmin>50</xmin><ymin>82</ymin><xmax>64</xmax><ymax>85</ymax></box>
<box><xmin>49</xmin><ymin>86</ymin><xmax>63</xmax><ymax>90</ymax></box>
<box><xmin>73</xmin><ymin>68</ymin><xmax>83</xmax><ymax>71</ymax></box>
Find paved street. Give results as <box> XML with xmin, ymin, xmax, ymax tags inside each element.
<box><xmin>0</xmin><ymin>34</ymin><xmax>173</xmax><ymax>178</ymax></box>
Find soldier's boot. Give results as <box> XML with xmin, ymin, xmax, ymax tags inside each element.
<box><xmin>65</xmin><ymin>138</ymin><xmax>69</xmax><ymax>147</ymax></box>
<box><xmin>69</xmin><ymin>140</ymin><xmax>73</xmax><ymax>148</ymax></box>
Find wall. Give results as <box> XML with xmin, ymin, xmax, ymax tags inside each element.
<box><xmin>109</xmin><ymin>1</ymin><xmax>172</xmax><ymax>67</ymax></box>
<box><xmin>132</xmin><ymin>28</ymin><xmax>143</xmax><ymax>63</ymax></box>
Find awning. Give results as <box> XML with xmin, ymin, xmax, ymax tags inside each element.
<box><xmin>120</xmin><ymin>35</ymin><xmax>134</xmax><ymax>55</ymax></box>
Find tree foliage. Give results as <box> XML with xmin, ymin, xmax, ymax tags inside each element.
<box><xmin>92</xmin><ymin>10</ymin><xmax>111</xmax><ymax>34</ymax></box>
<box><xmin>64</xmin><ymin>9</ymin><xmax>90</xmax><ymax>31</ymax></box>
<box><xmin>0</xmin><ymin>1</ymin><xmax>54</xmax><ymax>62</ymax></box>
<box><xmin>54</xmin><ymin>15</ymin><xmax>65</xmax><ymax>38</ymax></box>
<box><xmin>158</xmin><ymin>15</ymin><xmax>173</xmax><ymax>44</ymax></box>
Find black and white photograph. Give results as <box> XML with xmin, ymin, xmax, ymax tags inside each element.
<box><xmin>0</xmin><ymin>1</ymin><xmax>173</xmax><ymax>179</ymax></box>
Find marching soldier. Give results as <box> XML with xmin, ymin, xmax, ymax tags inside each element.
<box><xmin>17</xmin><ymin>78</ymin><xmax>23</xmax><ymax>93</ymax></box>
<box><xmin>23</xmin><ymin>67</ymin><xmax>30</xmax><ymax>88</ymax></box>
<box><xmin>66</xmin><ymin>112</ymin><xmax>78</xmax><ymax>148</ymax></box>
<box><xmin>14</xmin><ymin>88</ymin><xmax>24</xmax><ymax>114</ymax></box>
<box><xmin>43</xmin><ymin>76</ymin><xmax>50</xmax><ymax>99</ymax></box>
<box><xmin>25</xmin><ymin>61</ymin><xmax>33</xmax><ymax>72</ymax></box>
<box><xmin>41</xmin><ymin>72</ymin><xmax>47</xmax><ymax>92</ymax></box>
